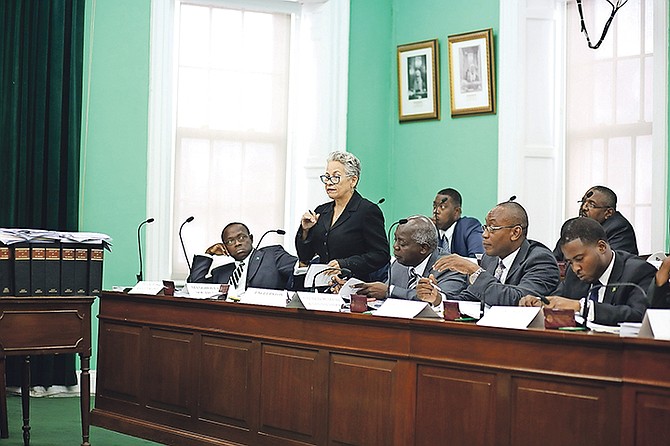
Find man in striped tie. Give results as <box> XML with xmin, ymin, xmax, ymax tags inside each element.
<box><xmin>187</xmin><ymin>222</ymin><xmax>297</xmax><ymax>293</ymax></box>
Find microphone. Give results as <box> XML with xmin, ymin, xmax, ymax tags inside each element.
<box><xmin>136</xmin><ymin>217</ymin><xmax>154</xmax><ymax>282</ymax></box>
<box><xmin>179</xmin><ymin>216</ymin><xmax>195</xmax><ymax>272</ymax></box>
<box><xmin>582</xmin><ymin>281</ymin><xmax>648</xmax><ymax>328</ymax></box>
<box><xmin>377</xmin><ymin>198</ymin><xmax>386</xmax><ymax>205</ymax></box>
<box><xmin>249</xmin><ymin>229</ymin><xmax>286</xmax><ymax>263</ymax></box>
<box><xmin>508</xmin><ymin>195</ymin><xmax>517</xmax><ymax>202</ymax></box>
<box><xmin>311</xmin><ymin>266</ymin><xmax>352</xmax><ymax>292</ymax></box>
<box><xmin>386</xmin><ymin>218</ymin><xmax>408</xmax><ymax>299</ymax></box>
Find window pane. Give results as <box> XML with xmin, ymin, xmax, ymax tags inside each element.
<box><xmin>635</xmin><ymin>135</ymin><xmax>652</xmax><ymax>203</ymax></box>
<box><xmin>606</xmin><ymin>137</ymin><xmax>632</xmax><ymax>204</ymax></box>
<box><xmin>179</xmin><ymin>5</ymin><xmax>210</xmax><ymax>68</ymax></box>
<box><xmin>617</xmin><ymin>0</ymin><xmax>640</xmax><ymax>57</ymax></box>
<box><xmin>615</xmin><ymin>58</ymin><xmax>641</xmax><ymax>124</ymax></box>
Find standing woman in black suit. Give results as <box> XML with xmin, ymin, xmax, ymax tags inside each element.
<box><xmin>296</xmin><ymin>151</ymin><xmax>390</xmax><ymax>282</ymax></box>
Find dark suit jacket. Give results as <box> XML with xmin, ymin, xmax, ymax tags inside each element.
<box><xmin>295</xmin><ymin>190</ymin><xmax>390</xmax><ymax>281</ymax></box>
<box><xmin>455</xmin><ymin>239</ymin><xmax>560</xmax><ymax>306</ymax></box>
<box><xmin>450</xmin><ymin>216</ymin><xmax>484</xmax><ymax>257</ymax></box>
<box><xmin>387</xmin><ymin>248</ymin><xmax>467</xmax><ymax>301</ymax></box>
<box><xmin>648</xmin><ymin>282</ymin><xmax>670</xmax><ymax>309</ymax></box>
<box><xmin>187</xmin><ymin>245</ymin><xmax>297</xmax><ymax>290</ymax></box>
<box><xmin>554</xmin><ymin>250</ymin><xmax>656</xmax><ymax>325</ymax></box>
<box><xmin>554</xmin><ymin>211</ymin><xmax>638</xmax><ymax>260</ymax></box>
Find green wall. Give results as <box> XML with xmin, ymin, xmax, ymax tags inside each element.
<box><xmin>348</xmin><ymin>0</ymin><xmax>499</xmax><ymax>226</ymax></box>
<box><xmin>80</xmin><ymin>0</ymin><xmax>670</xmax><ymax>370</ymax></box>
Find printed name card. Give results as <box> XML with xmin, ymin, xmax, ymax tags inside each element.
<box><xmin>477</xmin><ymin>306</ymin><xmax>544</xmax><ymax>330</ymax></box>
<box><xmin>128</xmin><ymin>281</ymin><xmax>165</xmax><ymax>295</ymax></box>
<box><xmin>240</xmin><ymin>287</ymin><xmax>289</xmax><ymax>307</ymax></box>
<box><xmin>287</xmin><ymin>291</ymin><xmax>344</xmax><ymax>312</ymax></box>
<box><xmin>638</xmin><ymin>309</ymin><xmax>670</xmax><ymax>340</ymax></box>
<box><xmin>185</xmin><ymin>283</ymin><xmax>227</xmax><ymax>299</ymax></box>
<box><xmin>373</xmin><ymin>298</ymin><xmax>440</xmax><ymax>319</ymax></box>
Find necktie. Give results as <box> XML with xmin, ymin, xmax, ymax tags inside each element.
<box><xmin>230</xmin><ymin>261</ymin><xmax>245</xmax><ymax>289</ymax></box>
<box><xmin>494</xmin><ymin>259</ymin><xmax>505</xmax><ymax>281</ymax></box>
<box><xmin>588</xmin><ymin>282</ymin><xmax>602</xmax><ymax>303</ymax></box>
<box><xmin>407</xmin><ymin>267</ymin><xmax>419</xmax><ymax>289</ymax></box>
<box><xmin>440</xmin><ymin>234</ymin><xmax>449</xmax><ymax>251</ymax></box>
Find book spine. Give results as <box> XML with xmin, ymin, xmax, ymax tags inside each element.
<box><xmin>61</xmin><ymin>246</ymin><xmax>76</xmax><ymax>295</ymax></box>
<box><xmin>0</xmin><ymin>244</ymin><xmax>12</xmax><ymax>295</ymax></box>
<box><xmin>88</xmin><ymin>246</ymin><xmax>104</xmax><ymax>295</ymax></box>
<box><xmin>45</xmin><ymin>244</ymin><xmax>61</xmax><ymax>295</ymax></box>
<box><xmin>30</xmin><ymin>245</ymin><xmax>47</xmax><ymax>295</ymax></box>
<box><xmin>13</xmin><ymin>244</ymin><xmax>31</xmax><ymax>296</ymax></box>
<box><xmin>74</xmin><ymin>246</ymin><xmax>89</xmax><ymax>295</ymax></box>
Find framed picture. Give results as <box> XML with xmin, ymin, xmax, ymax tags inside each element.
<box><xmin>447</xmin><ymin>28</ymin><xmax>496</xmax><ymax>117</ymax></box>
<box><xmin>397</xmin><ymin>39</ymin><xmax>440</xmax><ymax>122</ymax></box>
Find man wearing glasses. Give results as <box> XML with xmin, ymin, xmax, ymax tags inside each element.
<box><xmin>187</xmin><ymin>222</ymin><xmax>297</xmax><ymax>293</ymax></box>
<box><xmin>553</xmin><ymin>186</ymin><xmax>638</xmax><ymax>261</ymax></box>
<box><xmin>433</xmin><ymin>201</ymin><xmax>560</xmax><ymax>306</ymax></box>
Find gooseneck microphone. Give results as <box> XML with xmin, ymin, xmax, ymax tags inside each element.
<box><xmin>386</xmin><ymin>218</ymin><xmax>408</xmax><ymax>299</ymax></box>
<box><xmin>508</xmin><ymin>195</ymin><xmax>517</xmax><ymax>202</ymax></box>
<box><xmin>136</xmin><ymin>217</ymin><xmax>155</xmax><ymax>282</ymax></box>
<box><xmin>249</xmin><ymin>229</ymin><xmax>286</xmax><ymax>264</ymax></box>
<box><xmin>311</xmin><ymin>267</ymin><xmax>352</xmax><ymax>292</ymax></box>
<box><xmin>377</xmin><ymin>198</ymin><xmax>386</xmax><ymax>205</ymax></box>
<box><xmin>179</xmin><ymin>216</ymin><xmax>195</xmax><ymax>272</ymax></box>
<box><xmin>581</xmin><ymin>281</ymin><xmax>648</xmax><ymax>329</ymax></box>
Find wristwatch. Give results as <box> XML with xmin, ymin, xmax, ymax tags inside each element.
<box><xmin>469</xmin><ymin>267</ymin><xmax>485</xmax><ymax>285</ymax></box>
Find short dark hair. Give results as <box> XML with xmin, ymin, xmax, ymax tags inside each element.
<box><xmin>558</xmin><ymin>217</ymin><xmax>607</xmax><ymax>247</ymax></box>
<box><xmin>495</xmin><ymin>201</ymin><xmax>528</xmax><ymax>235</ymax></box>
<box><xmin>436</xmin><ymin>188</ymin><xmax>462</xmax><ymax>207</ymax></box>
<box><xmin>221</xmin><ymin>222</ymin><xmax>251</xmax><ymax>241</ymax></box>
<box><xmin>589</xmin><ymin>186</ymin><xmax>617</xmax><ymax>209</ymax></box>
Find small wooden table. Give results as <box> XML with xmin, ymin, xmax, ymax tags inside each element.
<box><xmin>0</xmin><ymin>296</ymin><xmax>94</xmax><ymax>446</ymax></box>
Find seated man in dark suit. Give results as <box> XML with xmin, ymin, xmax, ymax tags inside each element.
<box><xmin>647</xmin><ymin>256</ymin><xmax>670</xmax><ymax>309</ymax></box>
<box><xmin>433</xmin><ymin>200</ymin><xmax>560</xmax><ymax>306</ymax></box>
<box><xmin>553</xmin><ymin>185</ymin><xmax>638</xmax><ymax>261</ymax></box>
<box><xmin>521</xmin><ymin>217</ymin><xmax>655</xmax><ymax>325</ymax></box>
<box><xmin>352</xmin><ymin>215</ymin><xmax>466</xmax><ymax>306</ymax></box>
<box><xmin>187</xmin><ymin>222</ymin><xmax>297</xmax><ymax>293</ymax></box>
<box><xmin>432</xmin><ymin>188</ymin><xmax>484</xmax><ymax>257</ymax></box>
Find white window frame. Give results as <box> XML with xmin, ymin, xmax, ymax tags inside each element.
<box><xmin>498</xmin><ymin>0</ymin><xmax>668</xmax><ymax>250</ymax></box>
<box><xmin>145</xmin><ymin>0</ymin><xmax>350</xmax><ymax>280</ymax></box>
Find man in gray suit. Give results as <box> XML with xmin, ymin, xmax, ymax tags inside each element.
<box><xmin>353</xmin><ymin>215</ymin><xmax>466</xmax><ymax>306</ymax></box>
<box><xmin>434</xmin><ymin>201</ymin><xmax>560</xmax><ymax>306</ymax></box>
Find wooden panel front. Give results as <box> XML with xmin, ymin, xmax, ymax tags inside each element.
<box><xmin>259</xmin><ymin>344</ymin><xmax>323</xmax><ymax>445</ymax></box>
<box><xmin>97</xmin><ymin>323</ymin><xmax>142</xmax><ymax>403</ymax></box>
<box><xmin>415</xmin><ymin>365</ymin><xmax>497</xmax><ymax>446</ymax></box>
<box><xmin>633</xmin><ymin>392</ymin><xmax>670</xmax><ymax>445</ymax></box>
<box><xmin>145</xmin><ymin>329</ymin><xmax>193</xmax><ymax>420</ymax></box>
<box><xmin>509</xmin><ymin>377</ymin><xmax>619</xmax><ymax>446</ymax></box>
<box><xmin>328</xmin><ymin>353</ymin><xmax>398</xmax><ymax>446</ymax></box>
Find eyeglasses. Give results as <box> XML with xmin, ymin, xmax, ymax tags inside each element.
<box><xmin>578</xmin><ymin>200</ymin><xmax>611</xmax><ymax>210</ymax></box>
<box><xmin>223</xmin><ymin>234</ymin><xmax>250</xmax><ymax>246</ymax></box>
<box><xmin>481</xmin><ymin>224</ymin><xmax>523</xmax><ymax>233</ymax></box>
<box><xmin>320</xmin><ymin>175</ymin><xmax>342</xmax><ymax>185</ymax></box>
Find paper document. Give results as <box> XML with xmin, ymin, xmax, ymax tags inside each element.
<box><xmin>239</xmin><ymin>288</ymin><xmax>289</xmax><ymax>307</ymax></box>
<box><xmin>373</xmin><ymin>298</ymin><xmax>440</xmax><ymax>319</ymax></box>
<box><xmin>477</xmin><ymin>306</ymin><xmax>544</xmax><ymax>329</ymax></box>
<box><xmin>287</xmin><ymin>291</ymin><xmax>344</xmax><ymax>312</ymax></box>
<box><xmin>339</xmin><ymin>278</ymin><xmax>364</xmax><ymax>298</ymax></box>
<box><xmin>304</xmin><ymin>264</ymin><xmax>340</xmax><ymax>288</ymax></box>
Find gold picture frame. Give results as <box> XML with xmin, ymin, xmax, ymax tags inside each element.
<box><xmin>397</xmin><ymin>39</ymin><xmax>440</xmax><ymax>122</ymax></box>
<box><xmin>447</xmin><ymin>28</ymin><xmax>496</xmax><ymax>117</ymax></box>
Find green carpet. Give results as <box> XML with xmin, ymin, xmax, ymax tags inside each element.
<box><xmin>5</xmin><ymin>395</ymin><xmax>162</xmax><ymax>445</ymax></box>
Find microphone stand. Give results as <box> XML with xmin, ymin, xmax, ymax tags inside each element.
<box><xmin>136</xmin><ymin>217</ymin><xmax>154</xmax><ymax>282</ymax></box>
<box><xmin>581</xmin><ymin>282</ymin><xmax>648</xmax><ymax>329</ymax></box>
<box><xmin>385</xmin><ymin>218</ymin><xmax>408</xmax><ymax>299</ymax></box>
<box><xmin>179</xmin><ymin>216</ymin><xmax>195</xmax><ymax>272</ymax></box>
<box><xmin>311</xmin><ymin>267</ymin><xmax>352</xmax><ymax>293</ymax></box>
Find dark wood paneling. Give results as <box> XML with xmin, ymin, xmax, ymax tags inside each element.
<box><xmin>97</xmin><ymin>323</ymin><xmax>142</xmax><ymax>403</ymax></box>
<box><xmin>145</xmin><ymin>329</ymin><xmax>193</xmax><ymax>418</ymax></box>
<box><xmin>415</xmin><ymin>365</ymin><xmax>496</xmax><ymax>446</ymax></box>
<box><xmin>634</xmin><ymin>392</ymin><xmax>670</xmax><ymax>446</ymax></box>
<box><xmin>510</xmin><ymin>377</ymin><xmax>618</xmax><ymax>446</ymax></box>
<box><xmin>328</xmin><ymin>354</ymin><xmax>397</xmax><ymax>446</ymax></box>
<box><xmin>258</xmin><ymin>344</ymin><xmax>322</xmax><ymax>444</ymax></box>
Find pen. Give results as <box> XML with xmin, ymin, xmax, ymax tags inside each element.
<box><xmin>538</xmin><ymin>295</ymin><xmax>550</xmax><ymax>305</ymax></box>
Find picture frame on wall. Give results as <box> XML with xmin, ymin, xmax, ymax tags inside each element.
<box><xmin>397</xmin><ymin>39</ymin><xmax>440</xmax><ymax>122</ymax></box>
<box><xmin>447</xmin><ymin>28</ymin><xmax>496</xmax><ymax>117</ymax></box>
